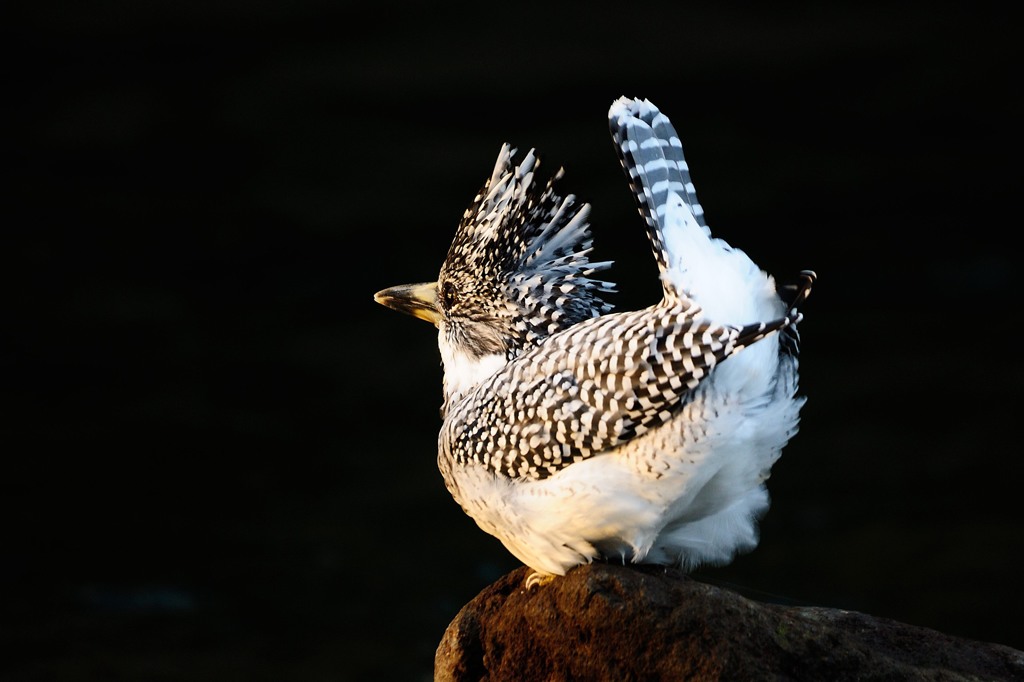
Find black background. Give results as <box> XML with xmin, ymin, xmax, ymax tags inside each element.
<box><xmin>6</xmin><ymin>2</ymin><xmax>1022</xmax><ymax>680</ymax></box>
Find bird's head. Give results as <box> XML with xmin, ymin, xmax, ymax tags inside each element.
<box><xmin>375</xmin><ymin>144</ymin><xmax>615</xmax><ymax>410</ymax></box>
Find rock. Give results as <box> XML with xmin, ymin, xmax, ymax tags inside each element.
<box><xmin>435</xmin><ymin>563</ymin><xmax>1024</xmax><ymax>681</ymax></box>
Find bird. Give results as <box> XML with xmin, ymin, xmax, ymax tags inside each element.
<box><xmin>374</xmin><ymin>97</ymin><xmax>815</xmax><ymax>587</ymax></box>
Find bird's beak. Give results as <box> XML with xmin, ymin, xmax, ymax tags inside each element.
<box><xmin>374</xmin><ymin>281</ymin><xmax>441</xmax><ymax>326</ymax></box>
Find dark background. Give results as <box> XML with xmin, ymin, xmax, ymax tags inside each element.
<box><xmin>6</xmin><ymin>2</ymin><xmax>1021</xmax><ymax>680</ymax></box>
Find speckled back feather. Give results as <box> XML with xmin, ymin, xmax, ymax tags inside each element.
<box><xmin>442</xmin><ymin>299</ymin><xmax>800</xmax><ymax>481</ymax></box>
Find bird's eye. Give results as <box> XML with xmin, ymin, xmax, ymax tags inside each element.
<box><xmin>440</xmin><ymin>281</ymin><xmax>457</xmax><ymax>309</ymax></box>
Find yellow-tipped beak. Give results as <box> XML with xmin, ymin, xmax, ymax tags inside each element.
<box><xmin>373</xmin><ymin>281</ymin><xmax>441</xmax><ymax>326</ymax></box>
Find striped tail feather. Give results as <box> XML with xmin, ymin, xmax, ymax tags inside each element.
<box><xmin>608</xmin><ymin>96</ymin><xmax>708</xmax><ymax>298</ymax></box>
<box><xmin>608</xmin><ymin>96</ymin><xmax>784</xmax><ymax>326</ymax></box>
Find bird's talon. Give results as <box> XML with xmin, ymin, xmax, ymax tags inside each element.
<box><xmin>525</xmin><ymin>571</ymin><xmax>556</xmax><ymax>589</ymax></box>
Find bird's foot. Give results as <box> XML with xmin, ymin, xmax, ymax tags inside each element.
<box><xmin>784</xmin><ymin>270</ymin><xmax>817</xmax><ymax>313</ymax></box>
<box><xmin>524</xmin><ymin>571</ymin><xmax>557</xmax><ymax>589</ymax></box>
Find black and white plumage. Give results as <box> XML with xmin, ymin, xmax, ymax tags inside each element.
<box><xmin>375</xmin><ymin>97</ymin><xmax>815</xmax><ymax>585</ymax></box>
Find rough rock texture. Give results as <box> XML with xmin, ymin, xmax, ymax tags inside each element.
<box><xmin>435</xmin><ymin>563</ymin><xmax>1024</xmax><ymax>682</ymax></box>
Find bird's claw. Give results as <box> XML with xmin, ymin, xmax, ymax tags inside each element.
<box><xmin>525</xmin><ymin>571</ymin><xmax>556</xmax><ymax>589</ymax></box>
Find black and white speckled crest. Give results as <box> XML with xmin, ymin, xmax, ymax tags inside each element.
<box><xmin>441</xmin><ymin>299</ymin><xmax>799</xmax><ymax>481</ymax></box>
<box><xmin>437</xmin><ymin>144</ymin><xmax>615</xmax><ymax>358</ymax></box>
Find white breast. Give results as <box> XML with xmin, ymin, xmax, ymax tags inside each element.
<box><xmin>439</xmin><ymin>342</ymin><xmax>506</xmax><ymax>404</ymax></box>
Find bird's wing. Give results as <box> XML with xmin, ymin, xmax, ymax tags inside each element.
<box><xmin>441</xmin><ymin>301</ymin><xmax>796</xmax><ymax>481</ymax></box>
<box><xmin>608</xmin><ymin>97</ymin><xmax>709</xmax><ymax>300</ymax></box>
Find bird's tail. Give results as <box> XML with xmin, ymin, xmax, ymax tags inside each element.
<box><xmin>608</xmin><ymin>97</ymin><xmax>781</xmax><ymax>324</ymax></box>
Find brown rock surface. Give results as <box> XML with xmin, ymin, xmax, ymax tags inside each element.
<box><xmin>436</xmin><ymin>563</ymin><xmax>1024</xmax><ymax>681</ymax></box>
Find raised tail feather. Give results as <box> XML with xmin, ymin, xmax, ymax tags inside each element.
<box><xmin>608</xmin><ymin>97</ymin><xmax>783</xmax><ymax>326</ymax></box>
<box><xmin>608</xmin><ymin>96</ymin><xmax>707</xmax><ymax>301</ymax></box>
